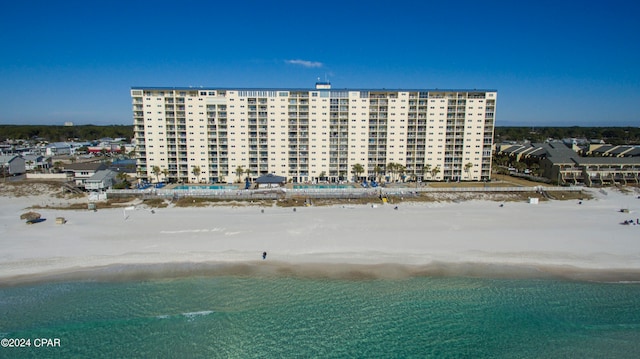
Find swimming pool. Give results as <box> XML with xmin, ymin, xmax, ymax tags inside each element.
<box><xmin>173</xmin><ymin>185</ymin><xmax>237</xmax><ymax>190</ymax></box>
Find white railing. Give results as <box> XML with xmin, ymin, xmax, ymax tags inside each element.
<box><xmin>106</xmin><ymin>185</ymin><xmax>582</xmax><ymax>200</ymax></box>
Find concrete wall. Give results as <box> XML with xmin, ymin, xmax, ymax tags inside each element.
<box><xmin>25</xmin><ymin>173</ymin><xmax>69</xmax><ymax>180</ymax></box>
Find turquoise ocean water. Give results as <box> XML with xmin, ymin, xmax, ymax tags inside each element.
<box><xmin>2</xmin><ymin>272</ymin><xmax>640</xmax><ymax>358</ymax></box>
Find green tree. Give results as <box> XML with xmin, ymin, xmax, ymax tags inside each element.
<box><xmin>162</xmin><ymin>168</ymin><xmax>169</xmax><ymax>183</ymax></box>
<box><xmin>530</xmin><ymin>163</ymin><xmax>541</xmax><ymax>176</ymax></box>
<box><xmin>424</xmin><ymin>164</ymin><xmax>432</xmax><ymax>180</ymax></box>
<box><xmin>152</xmin><ymin>166</ymin><xmax>161</xmax><ymax>183</ymax></box>
<box><xmin>115</xmin><ymin>171</ymin><xmax>130</xmax><ymax>189</ymax></box>
<box><xmin>397</xmin><ymin>164</ymin><xmax>406</xmax><ymax>181</ymax></box>
<box><xmin>374</xmin><ymin>165</ymin><xmax>382</xmax><ymax>182</ymax></box>
<box><xmin>235</xmin><ymin>166</ymin><xmax>245</xmax><ymax>183</ymax></box>
<box><xmin>464</xmin><ymin>162</ymin><xmax>474</xmax><ymax>180</ymax></box>
<box><xmin>514</xmin><ymin>161</ymin><xmax>527</xmax><ymax>173</ymax></box>
<box><xmin>192</xmin><ymin>166</ymin><xmax>201</xmax><ymax>183</ymax></box>
<box><xmin>431</xmin><ymin>166</ymin><xmax>441</xmax><ymax>180</ymax></box>
<box><xmin>116</xmin><ymin>171</ymin><xmax>128</xmax><ymax>182</ymax></box>
<box><xmin>386</xmin><ymin>162</ymin><xmax>397</xmax><ymax>181</ymax></box>
<box><xmin>351</xmin><ymin>163</ymin><xmax>364</xmax><ymax>181</ymax></box>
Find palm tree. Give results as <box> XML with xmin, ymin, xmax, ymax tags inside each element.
<box><xmin>116</xmin><ymin>171</ymin><xmax>130</xmax><ymax>189</ymax></box>
<box><xmin>373</xmin><ymin>165</ymin><xmax>382</xmax><ymax>182</ymax></box>
<box><xmin>245</xmin><ymin>168</ymin><xmax>252</xmax><ymax>181</ymax></box>
<box><xmin>192</xmin><ymin>165</ymin><xmax>201</xmax><ymax>183</ymax></box>
<box><xmin>424</xmin><ymin>164</ymin><xmax>432</xmax><ymax>180</ymax></box>
<box><xmin>116</xmin><ymin>171</ymin><xmax>128</xmax><ymax>182</ymax></box>
<box><xmin>431</xmin><ymin>166</ymin><xmax>441</xmax><ymax>180</ymax></box>
<box><xmin>162</xmin><ymin>168</ymin><xmax>169</xmax><ymax>183</ymax></box>
<box><xmin>152</xmin><ymin>166</ymin><xmax>161</xmax><ymax>183</ymax></box>
<box><xmin>351</xmin><ymin>163</ymin><xmax>364</xmax><ymax>182</ymax></box>
<box><xmin>464</xmin><ymin>162</ymin><xmax>474</xmax><ymax>180</ymax></box>
<box><xmin>318</xmin><ymin>171</ymin><xmax>326</xmax><ymax>182</ymax></box>
<box><xmin>397</xmin><ymin>164</ymin><xmax>406</xmax><ymax>182</ymax></box>
<box><xmin>235</xmin><ymin>166</ymin><xmax>245</xmax><ymax>183</ymax></box>
<box><xmin>386</xmin><ymin>162</ymin><xmax>397</xmax><ymax>182</ymax></box>
<box><xmin>136</xmin><ymin>168</ymin><xmax>145</xmax><ymax>182</ymax></box>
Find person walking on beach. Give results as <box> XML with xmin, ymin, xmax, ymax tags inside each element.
<box><xmin>262</xmin><ymin>251</ymin><xmax>267</xmax><ymax>260</ymax></box>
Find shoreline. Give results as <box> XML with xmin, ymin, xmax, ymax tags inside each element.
<box><xmin>1</xmin><ymin>187</ymin><xmax>639</xmax><ymax>286</ymax></box>
<box><xmin>4</xmin><ymin>260</ymin><xmax>640</xmax><ymax>288</ymax></box>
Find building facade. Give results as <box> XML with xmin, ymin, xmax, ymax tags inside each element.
<box><xmin>132</xmin><ymin>83</ymin><xmax>496</xmax><ymax>184</ymax></box>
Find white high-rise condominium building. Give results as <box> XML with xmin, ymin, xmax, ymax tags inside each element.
<box><xmin>132</xmin><ymin>83</ymin><xmax>496</xmax><ymax>184</ymax></box>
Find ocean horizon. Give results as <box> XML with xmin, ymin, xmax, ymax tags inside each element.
<box><xmin>2</xmin><ymin>263</ymin><xmax>640</xmax><ymax>358</ymax></box>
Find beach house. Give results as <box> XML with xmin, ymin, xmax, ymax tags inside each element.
<box><xmin>0</xmin><ymin>155</ymin><xmax>26</xmax><ymax>176</ymax></box>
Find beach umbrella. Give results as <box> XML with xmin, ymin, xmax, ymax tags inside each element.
<box><xmin>20</xmin><ymin>211</ymin><xmax>41</xmax><ymax>221</ymax></box>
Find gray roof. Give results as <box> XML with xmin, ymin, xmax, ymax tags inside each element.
<box><xmin>22</xmin><ymin>154</ymin><xmax>45</xmax><ymax>161</ymax></box>
<box><xmin>535</xmin><ymin>142</ymin><xmax>579</xmax><ymax>164</ymax></box>
<box><xmin>608</xmin><ymin>146</ymin><xmax>629</xmax><ymax>155</ymax></box>
<box><xmin>534</xmin><ymin>142</ymin><xmax>640</xmax><ymax>166</ymax></box>
<box><xmin>64</xmin><ymin>162</ymin><xmax>108</xmax><ymax>171</ymax></box>
<box><xmin>255</xmin><ymin>174</ymin><xmax>286</xmax><ymax>184</ymax></box>
<box><xmin>86</xmin><ymin>169</ymin><xmax>117</xmax><ymax>183</ymax></box>
<box><xmin>527</xmin><ymin>148</ymin><xmax>547</xmax><ymax>157</ymax></box>
<box><xmin>500</xmin><ymin>145</ymin><xmax>525</xmax><ymax>154</ymax></box>
<box><xmin>591</xmin><ymin>145</ymin><xmax>614</xmax><ymax>154</ymax></box>
<box><xmin>508</xmin><ymin>142</ymin><xmax>640</xmax><ymax>166</ymax></box>
<box><xmin>46</xmin><ymin>142</ymin><xmax>71</xmax><ymax>148</ymax></box>
<box><xmin>625</xmin><ymin>147</ymin><xmax>640</xmax><ymax>156</ymax></box>
<box><xmin>0</xmin><ymin>155</ymin><xmax>20</xmax><ymax>163</ymax></box>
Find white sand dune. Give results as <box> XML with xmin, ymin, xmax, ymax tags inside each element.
<box><xmin>1</xmin><ymin>188</ymin><xmax>640</xmax><ymax>284</ymax></box>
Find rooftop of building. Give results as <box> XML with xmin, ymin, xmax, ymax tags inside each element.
<box><xmin>498</xmin><ymin>142</ymin><xmax>640</xmax><ymax>166</ymax></box>
<box><xmin>63</xmin><ymin>162</ymin><xmax>108</xmax><ymax>171</ymax></box>
<box><xmin>131</xmin><ymin>85</ymin><xmax>497</xmax><ymax>93</ymax></box>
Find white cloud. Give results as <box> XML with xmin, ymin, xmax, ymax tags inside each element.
<box><xmin>285</xmin><ymin>59</ymin><xmax>323</xmax><ymax>68</ymax></box>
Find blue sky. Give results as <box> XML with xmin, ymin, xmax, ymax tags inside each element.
<box><xmin>1</xmin><ymin>0</ymin><xmax>639</xmax><ymax>126</ymax></box>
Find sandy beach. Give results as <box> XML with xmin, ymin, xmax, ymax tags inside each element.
<box><xmin>1</xmin><ymin>187</ymin><xmax>640</xmax><ymax>284</ymax></box>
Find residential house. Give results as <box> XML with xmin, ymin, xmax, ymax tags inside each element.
<box><xmin>0</xmin><ymin>155</ymin><xmax>26</xmax><ymax>176</ymax></box>
<box><xmin>22</xmin><ymin>154</ymin><xmax>51</xmax><ymax>172</ymax></box>
<box><xmin>63</xmin><ymin>162</ymin><xmax>108</xmax><ymax>188</ymax></box>
<box><xmin>84</xmin><ymin>169</ymin><xmax>118</xmax><ymax>191</ymax></box>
